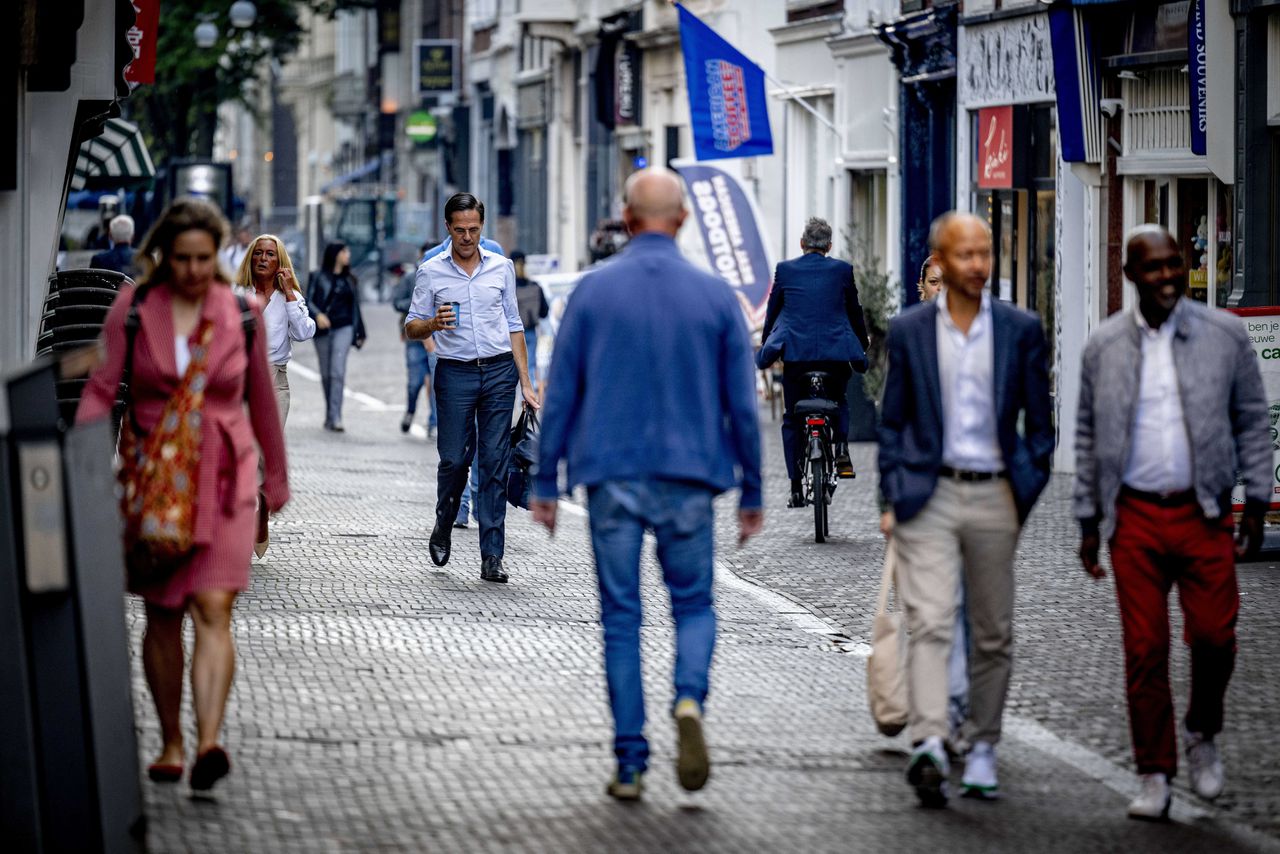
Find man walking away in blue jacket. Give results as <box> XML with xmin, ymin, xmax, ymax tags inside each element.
<box><xmin>532</xmin><ymin>169</ymin><xmax>764</xmax><ymax>801</ymax></box>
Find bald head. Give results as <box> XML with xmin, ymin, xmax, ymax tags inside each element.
<box><xmin>929</xmin><ymin>211</ymin><xmax>992</xmax><ymax>302</ymax></box>
<box><xmin>623</xmin><ymin>169</ymin><xmax>688</xmax><ymax>237</ymax></box>
<box><xmin>1123</xmin><ymin>224</ymin><xmax>1178</xmax><ymax>270</ymax></box>
<box><xmin>1123</xmin><ymin>223</ymin><xmax>1184</xmax><ymax>325</ymax></box>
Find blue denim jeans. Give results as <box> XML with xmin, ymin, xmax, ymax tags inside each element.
<box><xmin>587</xmin><ymin>479</ymin><xmax>717</xmax><ymax>772</ymax></box>
<box><xmin>433</xmin><ymin>355</ymin><xmax>517</xmax><ymax>558</ymax></box>
<box><xmin>456</xmin><ymin>458</ymin><xmax>483</xmax><ymax>524</ymax></box>
<box><xmin>404</xmin><ymin>343</ymin><xmax>437</xmax><ymax>428</ymax></box>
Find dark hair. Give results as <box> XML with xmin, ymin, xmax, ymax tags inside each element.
<box><xmin>322</xmin><ymin>242</ymin><xmax>348</xmax><ymax>274</ymax></box>
<box><xmin>419</xmin><ymin>241</ymin><xmax>433</xmax><ymax>254</ymax></box>
<box><xmin>510</xmin><ymin>250</ymin><xmax>526</xmax><ymax>263</ymax></box>
<box><xmin>135</xmin><ymin>196</ymin><xmax>229</xmax><ymax>287</ymax></box>
<box><xmin>444</xmin><ymin>192</ymin><xmax>485</xmax><ymax>225</ymax></box>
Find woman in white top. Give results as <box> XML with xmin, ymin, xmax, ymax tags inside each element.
<box><xmin>234</xmin><ymin>234</ymin><xmax>316</xmax><ymax>556</ymax></box>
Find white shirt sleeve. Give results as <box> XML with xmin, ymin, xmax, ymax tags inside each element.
<box><xmin>406</xmin><ymin>263</ymin><xmax>435</xmax><ymax>324</ymax></box>
<box><xmin>287</xmin><ymin>293</ymin><xmax>317</xmax><ymax>341</ymax></box>
<box><xmin>502</xmin><ymin>261</ymin><xmax>524</xmax><ymax>333</ymax></box>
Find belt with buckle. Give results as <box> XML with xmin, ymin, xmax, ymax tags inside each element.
<box><xmin>938</xmin><ymin>465</ymin><xmax>1006</xmax><ymax>482</ymax></box>
<box><xmin>1120</xmin><ymin>485</ymin><xmax>1197</xmax><ymax>507</ymax></box>
<box><xmin>441</xmin><ymin>352</ymin><xmax>513</xmax><ymax>368</ymax></box>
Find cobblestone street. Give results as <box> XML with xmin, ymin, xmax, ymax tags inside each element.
<box><xmin>129</xmin><ymin>304</ymin><xmax>1280</xmax><ymax>853</ymax></box>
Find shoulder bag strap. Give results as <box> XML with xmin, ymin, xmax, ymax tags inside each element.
<box><xmin>236</xmin><ymin>293</ymin><xmax>255</xmax><ymax>402</ymax></box>
<box><xmin>115</xmin><ymin>286</ymin><xmax>150</xmax><ymax>431</ymax></box>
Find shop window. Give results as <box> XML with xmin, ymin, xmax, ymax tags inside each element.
<box><xmin>1137</xmin><ymin>176</ymin><xmax>1232</xmax><ymax>306</ymax></box>
<box><xmin>1128</xmin><ymin>2</ymin><xmax>1191</xmax><ymax>55</ymax></box>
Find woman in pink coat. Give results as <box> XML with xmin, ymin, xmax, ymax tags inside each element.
<box><xmin>78</xmin><ymin>197</ymin><xmax>290</xmax><ymax>792</ymax></box>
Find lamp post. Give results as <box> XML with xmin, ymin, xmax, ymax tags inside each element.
<box><xmin>192</xmin><ymin>2</ymin><xmax>257</xmax><ymax>159</ymax></box>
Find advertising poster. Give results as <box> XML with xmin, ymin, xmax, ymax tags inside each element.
<box><xmin>1232</xmin><ymin>308</ymin><xmax>1280</xmax><ymax>509</ymax></box>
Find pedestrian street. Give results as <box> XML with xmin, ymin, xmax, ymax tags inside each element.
<box><xmin>116</xmin><ymin>303</ymin><xmax>1280</xmax><ymax>853</ymax></box>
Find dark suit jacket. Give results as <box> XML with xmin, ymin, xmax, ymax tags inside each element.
<box><xmin>877</xmin><ymin>297</ymin><xmax>1055</xmax><ymax>524</ymax></box>
<box><xmin>759</xmin><ymin>252</ymin><xmax>869</xmax><ymax>367</ymax></box>
<box><xmin>90</xmin><ymin>243</ymin><xmax>138</xmax><ymax>277</ymax></box>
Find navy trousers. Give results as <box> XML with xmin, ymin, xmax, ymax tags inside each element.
<box><xmin>780</xmin><ymin>360</ymin><xmax>851</xmax><ymax>481</ymax></box>
<box><xmin>433</xmin><ymin>354</ymin><xmax>517</xmax><ymax>558</ymax></box>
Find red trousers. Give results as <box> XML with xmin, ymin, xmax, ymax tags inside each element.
<box><xmin>1109</xmin><ymin>492</ymin><xmax>1238</xmax><ymax>777</ymax></box>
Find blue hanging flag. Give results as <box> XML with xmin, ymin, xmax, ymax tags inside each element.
<box><xmin>676</xmin><ymin>4</ymin><xmax>773</xmax><ymax>161</ymax></box>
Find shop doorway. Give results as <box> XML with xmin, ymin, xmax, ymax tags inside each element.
<box><xmin>1129</xmin><ymin>176</ymin><xmax>1233</xmax><ymax>306</ymax></box>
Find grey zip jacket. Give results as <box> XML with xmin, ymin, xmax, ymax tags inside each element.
<box><xmin>1074</xmin><ymin>297</ymin><xmax>1272</xmax><ymax>540</ymax></box>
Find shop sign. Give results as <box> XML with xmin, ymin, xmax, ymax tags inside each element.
<box><xmin>415</xmin><ymin>40</ymin><xmax>459</xmax><ymax>98</ymax></box>
<box><xmin>1231</xmin><ymin>308</ymin><xmax>1280</xmax><ymax>509</ymax></box>
<box><xmin>977</xmin><ymin>106</ymin><xmax>1014</xmax><ymax>189</ymax></box>
<box><xmin>959</xmin><ymin>14</ymin><xmax>1055</xmax><ymax>108</ymax></box>
<box><xmin>123</xmin><ymin>0</ymin><xmax>159</xmax><ymax>86</ymax></box>
<box><xmin>517</xmin><ymin>80</ymin><xmax>548</xmax><ymax>129</ymax></box>
<box><xmin>405</xmin><ymin>111</ymin><xmax>437</xmax><ymax>144</ymax></box>
<box><xmin>1188</xmin><ymin>0</ymin><xmax>1207</xmax><ymax>156</ymax></box>
<box><xmin>614</xmin><ymin>41</ymin><xmax>641</xmax><ymax>127</ymax></box>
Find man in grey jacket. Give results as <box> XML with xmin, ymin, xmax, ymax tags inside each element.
<box><xmin>1075</xmin><ymin>224</ymin><xmax>1270</xmax><ymax>822</ymax></box>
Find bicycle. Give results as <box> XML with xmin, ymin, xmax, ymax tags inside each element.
<box><xmin>793</xmin><ymin>371</ymin><xmax>852</xmax><ymax>543</ymax></box>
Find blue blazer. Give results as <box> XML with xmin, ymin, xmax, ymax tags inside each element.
<box><xmin>759</xmin><ymin>252</ymin><xmax>869</xmax><ymax>367</ymax></box>
<box><xmin>877</xmin><ymin>297</ymin><xmax>1055</xmax><ymax>524</ymax></box>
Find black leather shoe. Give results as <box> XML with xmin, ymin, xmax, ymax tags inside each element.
<box><xmin>480</xmin><ymin>555</ymin><xmax>509</xmax><ymax>583</ymax></box>
<box><xmin>835</xmin><ymin>454</ymin><xmax>856</xmax><ymax>479</ymax></box>
<box><xmin>787</xmin><ymin>490</ymin><xmax>806</xmax><ymax>508</ymax></box>
<box><xmin>429</xmin><ymin>523</ymin><xmax>451</xmax><ymax>566</ymax></box>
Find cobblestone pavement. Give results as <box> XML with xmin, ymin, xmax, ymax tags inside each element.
<box><xmin>127</xmin><ymin>304</ymin><xmax>1279</xmax><ymax>852</ymax></box>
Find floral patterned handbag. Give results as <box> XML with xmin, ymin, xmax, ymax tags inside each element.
<box><xmin>117</xmin><ymin>313</ymin><xmax>215</xmax><ymax>586</ymax></box>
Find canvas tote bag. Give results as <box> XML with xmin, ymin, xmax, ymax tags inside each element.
<box><xmin>867</xmin><ymin>541</ymin><xmax>909</xmax><ymax>736</ymax></box>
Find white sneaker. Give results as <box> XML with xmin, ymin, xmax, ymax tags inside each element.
<box><xmin>961</xmin><ymin>741</ymin><xmax>999</xmax><ymax>799</ymax></box>
<box><xmin>1185</xmin><ymin>731</ymin><xmax>1225</xmax><ymax>800</ymax></box>
<box><xmin>1127</xmin><ymin>773</ymin><xmax>1171</xmax><ymax>821</ymax></box>
<box><xmin>907</xmin><ymin>735</ymin><xmax>950</xmax><ymax>808</ymax></box>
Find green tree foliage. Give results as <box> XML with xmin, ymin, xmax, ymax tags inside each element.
<box><xmin>127</xmin><ymin>1</ymin><xmax>360</xmax><ymax>163</ymax></box>
<box><xmin>843</xmin><ymin>225</ymin><xmax>898</xmax><ymax>406</ymax></box>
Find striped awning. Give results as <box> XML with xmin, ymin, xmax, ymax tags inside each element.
<box><xmin>70</xmin><ymin>118</ymin><xmax>155</xmax><ymax>191</ymax></box>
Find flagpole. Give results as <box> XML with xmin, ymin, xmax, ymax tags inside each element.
<box><xmin>763</xmin><ymin>71</ymin><xmax>841</xmax><ymax>141</ymax></box>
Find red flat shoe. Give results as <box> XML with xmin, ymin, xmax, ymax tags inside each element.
<box><xmin>190</xmin><ymin>747</ymin><xmax>231</xmax><ymax>791</ymax></box>
<box><xmin>147</xmin><ymin>763</ymin><xmax>184</xmax><ymax>783</ymax></box>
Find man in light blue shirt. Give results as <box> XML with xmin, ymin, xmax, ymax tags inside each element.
<box><xmin>406</xmin><ymin>192</ymin><xmax>539</xmax><ymax>583</ymax></box>
<box><xmin>421</xmin><ymin>235</ymin><xmax>505</xmax><ymax>263</ymax></box>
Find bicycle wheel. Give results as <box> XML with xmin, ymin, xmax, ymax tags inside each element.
<box><xmin>813</xmin><ymin>456</ymin><xmax>827</xmax><ymax>543</ymax></box>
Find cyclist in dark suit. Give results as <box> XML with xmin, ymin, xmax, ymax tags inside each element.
<box><xmin>760</xmin><ymin>217</ymin><xmax>870</xmax><ymax>507</ymax></box>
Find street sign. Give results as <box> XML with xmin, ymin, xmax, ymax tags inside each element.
<box><xmin>415</xmin><ymin>39</ymin><xmax>459</xmax><ymax>98</ymax></box>
<box><xmin>405</xmin><ymin>110</ymin><xmax>438</xmax><ymax>143</ymax></box>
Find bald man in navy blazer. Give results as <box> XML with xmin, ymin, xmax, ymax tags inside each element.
<box><xmin>759</xmin><ymin>217</ymin><xmax>869</xmax><ymax>506</ymax></box>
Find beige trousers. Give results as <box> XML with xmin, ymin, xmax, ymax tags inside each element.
<box><xmin>893</xmin><ymin>476</ymin><xmax>1021</xmax><ymax>746</ymax></box>
<box><xmin>272</xmin><ymin>363</ymin><xmax>290</xmax><ymax>425</ymax></box>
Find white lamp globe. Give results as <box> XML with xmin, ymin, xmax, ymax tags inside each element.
<box><xmin>194</xmin><ymin>21</ymin><xmax>218</xmax><ymax>48</ymax></box>
<box><xmin>229</xmin><ymin>1</ymin><xmax>257</xmax><ymax>29</ymax></box>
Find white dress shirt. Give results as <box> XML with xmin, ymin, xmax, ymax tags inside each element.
<box><xmin>937</xmin><ymin>290</ymin><xmax>1002</xmax><ymax>472</ymax></box>
<box><xmin>1122</xmin><ymin>307</ymin><xmax>1193</xmax><ymax>493</ymax></box>
<box><xmin>233</xmin><ymin>286</ymin><xmax>317</xmax><ymax>365</ymax></box>
<box><xmin>406</xmin><ymin>246</ymin><xmax>523</xmax><ymax>361</ymax></box>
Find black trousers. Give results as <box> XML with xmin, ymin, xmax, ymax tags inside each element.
<box><xmin>781</xmin><ymin>360</ymin><xmax>852</xmax><ymax>482</ymax></box>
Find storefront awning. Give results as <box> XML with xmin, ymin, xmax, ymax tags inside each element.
<box><xmin>70</xmin><ymin>118</ymin><xmax>155</xmax><ymax>191</ymax></box>
<box><xmin>1049</xmin><ymin>7</ymin><xmax>1104</xmax><ymax>164</ymax></box>
<box><xmin>319</xmin><ymin>158</ymin><xmax>380</xmax><ymax>194</ymax></box>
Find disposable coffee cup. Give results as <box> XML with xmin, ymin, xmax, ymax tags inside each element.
<box><xmin>443</xmin><ymin>301</ymin><xmax>460</xmax><ymax>329</ymax></box>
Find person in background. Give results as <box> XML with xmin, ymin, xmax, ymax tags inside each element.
<box><xmin>220</xmin><ymin>223</ymin><xmax>253</xmax><ymax>277</ymax></box>
<box><xmin>90</xmin><ymin>214</ymin><xmax>139</xmax><ymax>278</ymax></box>
<box><xmin>77</xmin><ymin>197</ymin><xmax>289</xmax><ymax>793</ymax></box>
<box><xmin>1075</xmin><ymin>225</ymin><xmax>1269</xmax><ymax>820</ymax></box>
<box><xmin>512</xmin><ymin>250</ymin><xmax>550</xmax><ymax>390</ymax></box>
<box><xmin>532</xmin><ymin>169</ymin><xmax>763</xmax><ymax>801</ymax></box>
<box><xmin>406</xmin><ymin>192</ymin><xmax>538</xmax><ymax>584</ymax></box>
<box><xmin>878</xmin><ymin>212</ymin><xmax>1054</xmax><ymax>807</ymax></box>
<box><xmin>307</xmin><ymin>241</ymin><xmax>366</xmax><ymax>432</ymax></box>
<box><xmin>881</xmin><ymin>251</ymin><xmax>969</xmax><ymax>751</ymax></box>
<box><xmin>233</xmin><ymin>234</ymin><xmax>315</xmax><ymax>557</ymax></box>
<box><xmin>393</xmin><ymin>245</ymin><xmax>439</xmax><ymax>437</ymax></box>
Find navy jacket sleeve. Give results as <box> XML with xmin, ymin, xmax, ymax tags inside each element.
<box><xmin>534</xmin><ymin>289</ymin><xmax>587</xmax><ymax>500</ymax></box>
<box><xmin>721</xmin><ymin>296</ymin><xmax>763</xmax><ymax>509</ymax></box>
<box><xmin>760</xmin><ymin>264</ymin><xmax>784</xmax><ymax>346</ymax></box>
<box><xmin>1021</xmin><ymin>319</ymin><xmax>1054</xmax><ymax>471</ymax></box>
<box><xmin>845</xmin><ymin>265</ymin><xmax>870</xmax><ymax>350</ymax></box>
<box><xmin>876</xmin><ymin>319</ymin><xmax>908</xmax><ymax>505</ymax></box>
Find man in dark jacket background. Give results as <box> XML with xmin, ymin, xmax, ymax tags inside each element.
<box><xmin>759</xmin><ymin>217</ymin><xmax>869</xmax><ymax>505</ymax></box>
<box><xmin>89</xmin><ymin>214</ymin><xmax>138</xmax><ymax>278</ymax></box>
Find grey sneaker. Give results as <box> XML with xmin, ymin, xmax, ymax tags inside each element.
<box><xmin>674</xmin><ymin>698</ymin><xmax>709</xmax><ymax>791</ymax></box>
<box><xmin>1185</xmin><ymin>731</ymin><xmax>1224</xmax><ymax>800</ymax></box>
<box><xmin>907</xmin><ymin>735</ymin><xmax>950</xmax><ymax>808</ymax></box>
<box><xmin>606</xmin><ymin>766</ymin><xmax>644</xmax><ymax>801</ymax></box>
<box><xmin>960</xmin><ymin>741</ymin><xmax>998</xmax><ymax>799</ymax></box>
<box><xmin>1127</xmin><ymin>772</ymin><xmax>1171</xmax><ymax>821</ymax></box>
